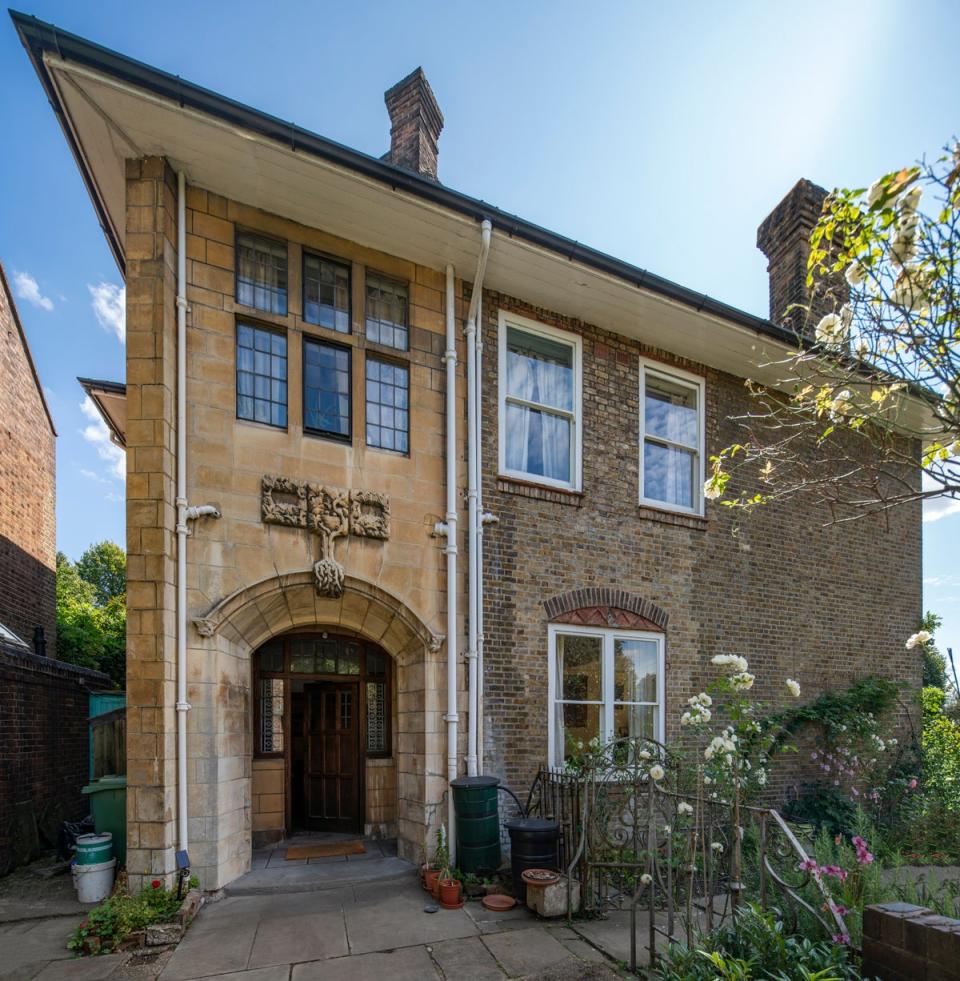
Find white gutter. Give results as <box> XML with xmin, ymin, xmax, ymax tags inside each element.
<box><xmin>465</xmin><ymin>220</ymin><xmax>492</xmax><ymax>778</ymax></box>
<box><xmin>175</xmin><ymin>170</ymin><xmax>220</xmax><ymax>861</ymax></box>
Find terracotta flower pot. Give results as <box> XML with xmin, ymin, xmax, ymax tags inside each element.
<box><xmin>438</xmin><ymin>878</ymin><xmax>463</xmax><ymax>909</ymax></box>
<box><xmin>425</xmin><ymin>868</ymin><xmax>441</xmax><ymax>897</ymax></box>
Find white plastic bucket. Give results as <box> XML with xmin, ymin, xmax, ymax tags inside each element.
<box><xmin>75</xmin><ymin>857</ymin><xmax>117</xmax><ymax>903</ymax></box>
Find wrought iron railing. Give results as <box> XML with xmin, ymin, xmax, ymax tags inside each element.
<box><xmin>528</xmin><ymin>739</ymin><xmax>850</xmax><ymax>974</ymax></box>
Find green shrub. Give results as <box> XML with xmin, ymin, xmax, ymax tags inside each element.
<box><xmin>783</xmin><ymin>784</ymin><xmax>858</xmax><ymax>838</ymax></box>
<box><xmin>654</xmin><ymin>904</ymin><xmax>861</xmax><ymax>980</ymax></box>
<box><xmin>68</xmin><ymin>882</ymin><xmax>185</xmax><ymax>954</ymax></box>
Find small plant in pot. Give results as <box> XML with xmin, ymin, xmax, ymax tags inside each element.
<box><xmin>425</xmin><ymin>824</ymin><xmax>449</xmax><ymax>898</ymax></box>
<box><xmin>438</xmin><ymin>866</ymin><xmax>463</xmax><ymax>909</ymax></box>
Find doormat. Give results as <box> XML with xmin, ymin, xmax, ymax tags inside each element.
<box><xmin>285</xmin><ymin>841</ymin><xmax>366</xmax><ymax>860</ymax></box>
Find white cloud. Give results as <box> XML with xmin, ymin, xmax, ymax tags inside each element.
<box><xmin>80</xmin><ymin>396</ymin><xmax>126</xmax><ymax>482</ymax></box>
<box><xmin>13</xmin><ymin>271</ymin><xmax>54</xmax><ymax>311</ymax></box>
<box><xmin>924</xmin><ymin>497</ymin><xmax>960</xmax><ymax>523</ymax></box>
<box><xmin>88</xmin><ymin>282</ymin><xmax>125</xmax><ymax>343</ymax></box>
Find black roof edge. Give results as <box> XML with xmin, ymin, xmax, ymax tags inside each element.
<box><xmin>78</xmin><ymin>376</ymin><xmax>126</xmax><ymax>396</ymax></box>
<box><xmin>11</xmin><ymin>8</ymin><xmax>800</xmax><ymax>348</ymax></box>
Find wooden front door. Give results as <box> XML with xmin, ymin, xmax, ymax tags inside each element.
<box><xmin>304</xmin><ymin>682</ymin><xmax>360</xmax><ymax>832</ymax></box>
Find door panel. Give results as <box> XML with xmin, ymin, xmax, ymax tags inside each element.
<box><xmin>304</xmin><ymin>682</ymin><xmax>360</xmax><ymax>832</ymax></box>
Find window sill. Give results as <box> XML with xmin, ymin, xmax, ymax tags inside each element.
<box><xmin>636</xmin><ymin>503</ymin><xmax>708</xmax><ymax>530</ymax></box>
<box><xmin>496</xmin><ymin>475</ymin><xmax>584</xmax><ymax>507</ymax></box>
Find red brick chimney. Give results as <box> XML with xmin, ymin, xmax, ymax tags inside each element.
<box><xmin>757</xmin><ymin>179</ymin><xmax>846</xmax><ymax>336</ymax></box>
<box><xmin>383</xmin><ymin>68</ymin><xmax>444</xmax><ymax>181</ymax></box>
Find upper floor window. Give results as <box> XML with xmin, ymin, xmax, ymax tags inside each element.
<box><xmin>365</xmin><ymin>357</ymin><xmax>409</xmax><ymax>454</ymax></box>
<box><xmin>498</xmin><ymin>313</ymin><xmax>581</xmax><ymax>490</ymax></box>
<box><xmin>365</xmin><ymin>273</ymin><xmax>409</xmax><ymax>350</ymax></box>
<box><xmin>303</xmin><ymin>337</ymin><xmax>351</xmax><ymax>441</ymax></box>
<box><xmin>236</xmin><ymin>323</ymin><xmax>287</xmax><ymax>428</ymax></box>
<box><xmin>548</xmin><ymin>624</ymin><xmax>664</xmax><ymax>769</ymax></box>
<box><xmin>303</xmin><ymin>253</ymin><xmax>351</xmax><ymax>333</ymax></box>
<box><xmin>236</xmin><ymin>232</ymin><xmax>288</xmax><ymax>315</ymax></box>
<box><xmin>639</xmin><ymin>360</ymin><xmax>704</xmax><ymax>514</ymax></box>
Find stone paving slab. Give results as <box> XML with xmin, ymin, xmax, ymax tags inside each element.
<box><xmin>0</xmin><ymin>916</ymin><xmax>79</xmax><ymax>979</ymax></box>
<box><xmin>429</xmin><ymin>936</ymin><xmax>506</xmax><ymax>979</ymax></box>
<box><xmin>292</xmin><ymin>945</ymin><xmax>439</xmax><ymax>980</ymax></box>
<box><xmin>158</xmin><ymin>912</ymin><xmax>260</xmax><ymax>980</ymax></box>
<box><xmin>481</xmin><ymin>928</ymin><xmax>573</xmax><ymax>978</ymax></box>
<box><xmin>33</xmin><ymin>955</ymin><xmax>126</xmax><ymax>980</ymax></box>
<box><xmin>247</xmin><ymin>909</ymin><xmax>348</xmax><ymax>968</ymax></box>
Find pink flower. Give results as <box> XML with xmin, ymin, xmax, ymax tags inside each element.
<box><xmin>151</xmin><ymin>879</ymin><xmax>161</xmax><ymax>889</ymax></box>
<box><xmin>832</xmin><ymin>933</ymin><xmax>851</xmax><ymax>945</ymax></box>
<box><xmin>799</xmin><ymin>859</ymin><xmax>818</xmax><ymax>873</ymax></box>
<box><xmin>851</xmin><ymin>836</ymin><xmax>865</xmax><ymax>848</ymax></box>
<box><xmin>909</xmin><ymin>778</ymin><xmax>918</xmax><ymax>790</ymax></box>
<box><xmin>811</xmin><ymin>751</ymin><xmax>818</xmax><ymax>760</ymax></box>
<box><xmin>851</xmin><ymin>788</ymin><xmax>859</xmax><ymax>797</ymax></box>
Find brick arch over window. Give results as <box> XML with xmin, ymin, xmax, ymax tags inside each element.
<box><xmin>543</xmin><ymin>588</ymin><xmax>667</xmax><ymax>632</ymax></box>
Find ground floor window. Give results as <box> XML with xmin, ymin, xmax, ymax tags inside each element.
<box><xmin>547</xmin><ymin>624</ymin><xmax>664</xmax><ymax>768</ymax></box>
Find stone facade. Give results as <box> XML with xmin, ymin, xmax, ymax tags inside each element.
<box><xmin>122</xmin><ymin>169</ymin><xmax>922</xmax><ymax>892</ymax></box>
<box><xmin>480</xmin><ymin>290</ymin><xmax>922</xmax><ymax>798</ymax></box>
<box><xmin>0</xmin><ymin>263</ymin><xmax>56</xmax><ymax>650</ymax></box>
<box><xmin>124</xmin><ymin>161</ymin><xmax>468</xmax><ymax>888</ymax></box>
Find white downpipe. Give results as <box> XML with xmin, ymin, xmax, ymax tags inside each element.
<box><xmin>475</xmin><ymin>286</ymin><xmax>486</xmax><ymax>776</ymax></box>
<box><xmin>175</xmin><ymin>170</ymin><xmax>190</xmax><ymax>857</ymax></box>
<box><xmin>443</xmin><ymin>262</ymin><xmax>459</xmax><ymax>864</ymax></box>
<box><xmin>175</xmin><ymin>171</ymin><xmax>221</xmax><ymax>861</ymax></box>
<box><xmin>465</xmin><ymin>221</ymin><xmax>492</xmax><ymax>779</ymax></box>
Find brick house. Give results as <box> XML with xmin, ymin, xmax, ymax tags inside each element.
<box><xmin>0</xmin><ymin>260</ymin><xmax>113</xmax><ymax>872</ymax></box>
<box><xmin>14</xmin><ymin>13</ymin><xmax>922</xmax><ymax>890</ymax></box>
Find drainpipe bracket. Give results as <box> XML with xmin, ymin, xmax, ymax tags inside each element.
<box><xmin>175</xmin><ymin>700</ymin><xmax>191</xmax><ymax>713</ymax></box>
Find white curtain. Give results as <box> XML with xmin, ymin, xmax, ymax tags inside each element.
<box><xmin>507</xmin><ymin>347</ymin><xmax>571</xmax><ymax>481</ymax></box>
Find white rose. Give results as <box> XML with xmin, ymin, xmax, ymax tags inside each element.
<box><xmin>678</xmin><ymin>801</ymin><xmax>693</xmax><ymax>816</ymax></box>
<box><xmin>704</xmin><ymin>479</ymin><xmax>722</xmax><ymax>501</ymax></box>
<box><xmin>711</xmin><ymin>842</ymin><xmax>724</xmax><ymax>853</ymax></box>
<box><xmin>905</xmin><ymin>630</ymin><xmax>932</xmax><ymax>650</ymax></box>
<box><xmin>785</xmin><ymin>679</ymin><xmax>801</xmax><ymax>698</ymax></box>
<box><xmin>845</xmin><ymin>261</ymin><xmax>865</xmax><ymax>288</ymax></box>
<box><xmin>640</xmin><ymin>873</ymin><xmax>653</xmax><ymax>885</ymax></box>
<box><xmin>698</xmin><ymin>693</ymin><xmax>712</xmax><ymax>707</ymax></box>
<box><xmin>900</xmin><ymin>185</ymin><xmax>923</xmax><ymax>213</ymax></box>
<box><xmin>649</xmin><ymin>764</ymin><xmax>665</xmax><ymax>782</ymax></box>
<box><xmin>866</xmin><ymin>178</ymin><xmax>886</xmax><ymax>207</ymax></box>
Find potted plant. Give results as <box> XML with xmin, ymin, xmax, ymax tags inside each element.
<box><xmin>425</xmin><ymin>824</ymin><xmax>449</xmax><ymax>898</ymax></box>
<box><xmin>438</xmin><ymin>866</ymin><xmax>463</xmax><ymax>909</ymax></box>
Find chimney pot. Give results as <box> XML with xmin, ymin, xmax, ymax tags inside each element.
<box><xmin>757</xmin><ymin>178</ymin><xmax>847</xmax><ymax>337</ymax></box>
<box><xmin>383</xmin><ymin>67</ymin><xmax>444</xmax><ymax>180</ymax></box>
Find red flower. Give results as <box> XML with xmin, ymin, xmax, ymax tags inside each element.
<box><xmin>151</xmin><ymin>879</ymin><xmax>161</xmax><ymax>889</ymax></box>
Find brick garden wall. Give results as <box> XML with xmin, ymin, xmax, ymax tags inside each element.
<box><xmin>862</xmin><ymin>902</ymin><xmax>960</xmax><ymax>980</ymax></box>
<box><xmin>0</xmin><ymin>647</ymin><xmax>109</xmax><ymax>873</ymax></box>
<box><xmin>479</xmin><ymin>290</ymin><xmax>922</xmax><ymax>800</ymax></box>
<box><xmin>0</xmin><ymin>264</ymin><xmax>56</xmax><ymax>649</ymax></box>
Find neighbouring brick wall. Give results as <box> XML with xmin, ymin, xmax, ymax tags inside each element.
<box><xmin>862</xmin><ymin>902</ymin><xmax>960</xmax><ymax>980</ymax></box>
<box><xmin>0</xmin><ymin>647</ymin><xmax>110</xmax><ymax>874</ymax></box>
<box><xmin>0</xmin><ymin>266</ymin><xmax>56</xmax><ymax>649</ymax></box>
<box><xmin>480</xmin><ymin>290</ymin><xmax>922</xmax><ymax>799</ymax></box>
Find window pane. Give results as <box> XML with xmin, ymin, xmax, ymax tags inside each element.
<box><xmin>237</xmin><ymin>233</ymin><xmax>287</xmax><ymax>315</ymax></box>
<box><xmin>613</xmin><ymin>704</ymin><xmax>656</xmax><ymax>742</ymax></box>
<box><xmin>505</xmin><ymin>403</ymin><xmax>571</xmax><ymax>483</ymax></box>
<box><xmin>339</xmin><ymin>644</ymin><xmax>361</xmax><ymax>675</ymax></box>
<box><xmin>366</xmin><ymin>681</ymin><xmax>388</xmax><ymax>753</ymax></box>
<box><xmin>365</xmin><ymin>274</ymin><xmax>408</xmax><ymax>350</ymax></box>
<box><xmin>506</xmin><ymin>327</ymin><xmax>574</xmax><ymax>411</ymax></box>
<box><xmin>303</xmin><ymin>253</ymin><xmax>351</xmax><ymax>333</ymax></box>
<box><xmin>366</xmin><ymin>358</ymin><xmax>409</xmax><ymax>453</ymax></box>
<box><xmin>259</xmin><ymin>678</ymin><xmax>285</xmax><ymax>753</ymax></box>
<box><xmin>237</xmin><ymin>323</ymin><xmax>287</xmax><ymax>428</ymax></box>
<box><xmin>614</xmin><ymin>639</ymin><xmax>659</xmax><ymax>703</ymax></box>
<box><xmin>290</xmin><ymin>640</ymin><xmax>315</xmax><ymax>673</ymax></box>
<box><xmin>556</xmin><ymin>702</ymin><xmax>601</xmax><ymax>765</ymax></box>
<box><xmin>645</xmin><ymin>374</ymin><xmax>698</xmax><ymax>447</ymax></box>
<box><xmin>557</xmin><ymin>634</ymin><xmax>602</xmax><ymax>702</ymax></box>
<box><xmin>304</xmin><ymin>339</ymin><xmax>351</xmax><ymax>438</ymax></box>
<box><xmin>257</xmin><ymin>639</ymin><xmax>284</xmax><ymax>673</ymax></box>
<box><xmin>644</xmin><ymin>441</ymin><xmax>695</xmax><ymax>508</ymax></box>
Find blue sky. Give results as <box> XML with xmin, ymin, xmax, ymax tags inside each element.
<box><xmin>2</xmin><ymin>0</ymin><xmax>958</xmax><ymax>658</ymax></box>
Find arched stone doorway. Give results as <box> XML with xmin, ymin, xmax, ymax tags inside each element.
<box><xmin>188</xmin><ymin>572</ymin><xmax>443</xmax><ymax>888</ymax></box>
<box><xmin>250</xmin><ymin>630</ymin><xmax>396</xmax><ymax>842</ymax></box>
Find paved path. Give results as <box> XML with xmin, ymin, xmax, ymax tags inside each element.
<box><xmin>7</xmin><ymin>878</ymin><xmax>627</xmax><ymax>980</ymax></box>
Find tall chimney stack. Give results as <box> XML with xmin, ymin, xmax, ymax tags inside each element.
<box><xmin>383</xmin><ymin>68</ymin><xmax>444</xmax><ymax>181</ymax></box>
<box><xmin>757</xmin><ymin>178</ymin><xmax>846</xmax><ymax>337</ymax></box>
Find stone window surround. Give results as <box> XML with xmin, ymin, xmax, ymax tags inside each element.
<box><xmin>639</xmin><ymin>356</ymin><xmax>706</xmax><ymax>518</ymax></box>
<box><xmin>547</xmin><ymin>621</ymin><xmax>666</xmax><ymax>768</ymax></box>
<box><xmin>497</xmin><ymin>309</ymin><xmax>583</xmax><ymax>493</ymax></box>
<box><xmin>229</xmin><ymin>226</ymin><xmax>415</xmax><ymax>450</ymax></box>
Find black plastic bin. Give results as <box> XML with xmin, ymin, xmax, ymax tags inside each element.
<box><xmin>504</xmin><ymin>817</ymin><xmax>560</xmax><ymax>902</ymax></box>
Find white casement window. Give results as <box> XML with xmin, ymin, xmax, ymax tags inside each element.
<box><xmin>639</xmin><ymin>359</ymin><xmax>705</xmax><ymax>514</ymax></box>
<box><xmin>498</xmin><ymin>312</ymin><xmax>582</xmax><ymax>490</ymax></box>
<box><xmin>547</xmin><ymin>624</ymin><xmax>664</xmax><ymax>769</ymax></box>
